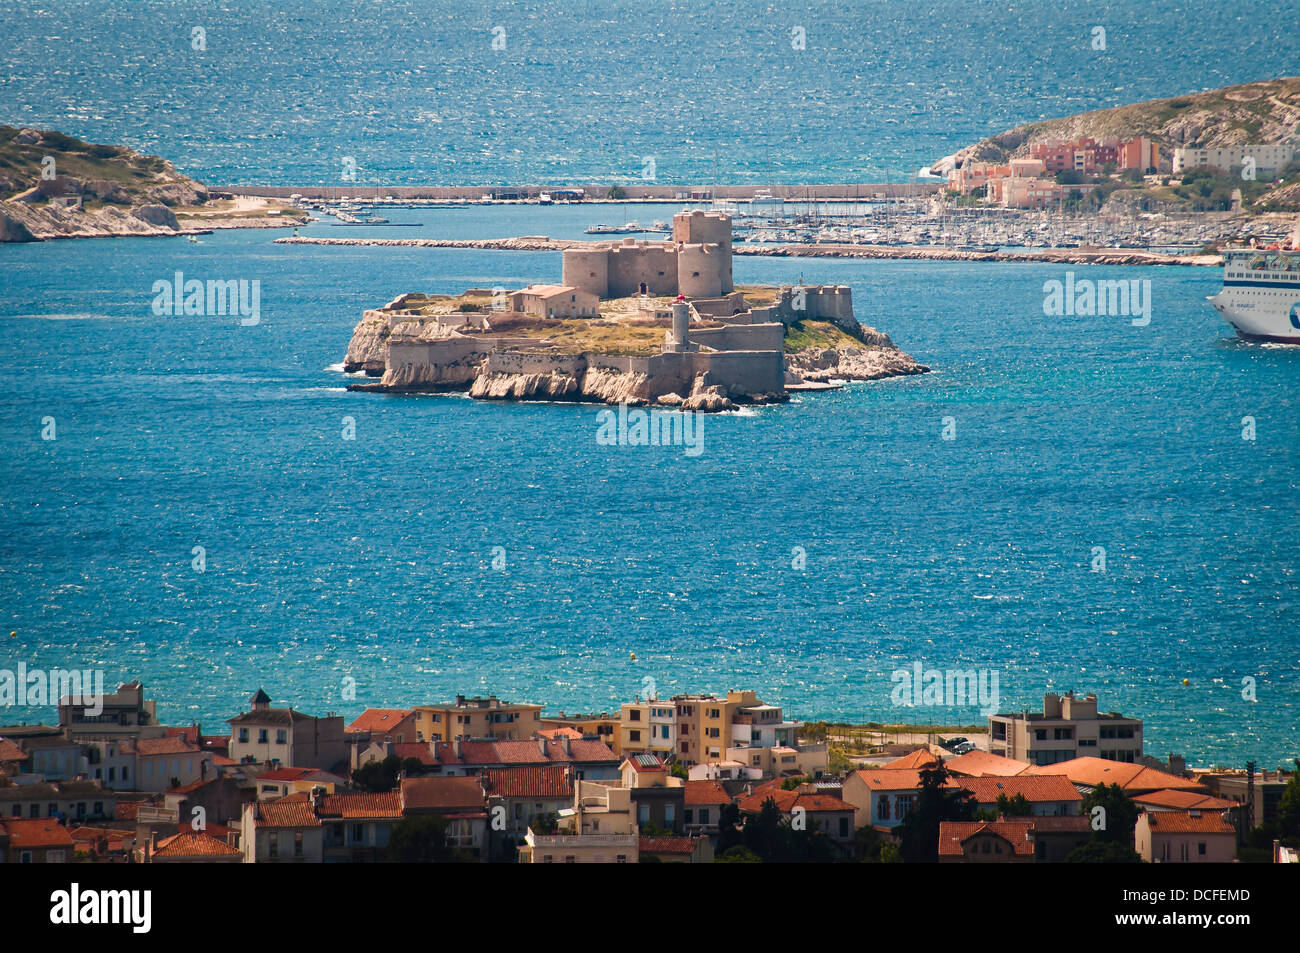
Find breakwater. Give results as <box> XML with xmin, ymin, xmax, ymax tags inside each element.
<box><xmin>271</xmin><ymin>235</ymin><xmax>1218</xmax><ymax>266</ymax></box>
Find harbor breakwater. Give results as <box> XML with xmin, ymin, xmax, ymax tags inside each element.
<box><xmin>272</xmin><ymin>235</ymin><xmax>1218</xmax><ymax>266</ymax></box>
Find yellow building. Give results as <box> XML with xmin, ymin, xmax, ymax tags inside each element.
<box><xmin>413</xmin><ymin>695</ymin><xmax>542</xmax><ymax>743</ymax></box>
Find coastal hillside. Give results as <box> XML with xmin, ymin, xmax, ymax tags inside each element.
<box><xmin>0</xmin><ymin>126</ymin><xmax>303</xmax><ymax>241</ymax></box>
<box><xmin>937</xmin><ymin>77</ymin><xmax>1300</xmax><ymax>168</ymax></box>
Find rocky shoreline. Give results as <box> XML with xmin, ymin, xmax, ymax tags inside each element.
<box><xmin>341</xmin><ymin>296</ymin><xmax>928</xmax><ymax>413</ymax></box>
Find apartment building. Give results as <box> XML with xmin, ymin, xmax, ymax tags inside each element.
<box><xmin>620</xmin><ymin>699</ymin><xmax>677</xmax><ymax>758</ymax></box>
<box><xmin>988</xmin><ymin>692</ymin><xmax>1142</xmax><ymax>765</ymax></box>
<box><xmin>1172</xmin><ymin>143</ymin><xmax>1295</xmax><ymax>176</ymax></box>
<box><xmin>412</xmin><ymin>694</ymin><xmax>542</xmax><ymax>743</ymax></box>
<box><xmin>58</xmin><ymin>680</ymin><xmax>159</xmax><ymax>742</ymax></box>
<box><xmin>669</xmin><ymin>689</ymin><xmax>824</xmax><ymax>776</ymax></box>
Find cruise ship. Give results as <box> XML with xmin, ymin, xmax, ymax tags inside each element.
<box><xmin>1207</xmin><ymin>247</ymin><xmax>1300</xmax><ymax>344</ymax></box>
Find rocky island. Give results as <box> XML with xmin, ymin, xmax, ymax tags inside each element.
<box><xmin>0</xmin><ymin>126</ymin><xmax>305</xmax><ymax>242</ymax></box>
<box><xmin>343</xmin><ymin>210</ymin><xmax>928</xmax><ymax>412</ymax></box>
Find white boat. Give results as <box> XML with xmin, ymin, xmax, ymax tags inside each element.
<box><xmin>1207</xmin><ymin>248</ymin><xmax>1300</xmax><ymax>344</ymax></box>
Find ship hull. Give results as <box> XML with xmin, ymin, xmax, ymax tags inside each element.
<box><xmin>1208</xmin><ymin>290</ymin><xmax>1300</xmax><ymax>344</ymax></box>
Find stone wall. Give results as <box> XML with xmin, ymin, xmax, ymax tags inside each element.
<box><xmin>689</xmin><ymin>322</ymin><xmax>784</xmax><ymax>354</ymax></box>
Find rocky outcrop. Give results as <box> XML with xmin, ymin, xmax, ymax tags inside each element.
<box><xmin>786</xmin><ymin>344</ymin><xmax>929</xmax><ymax>383</ymax></box>
<box><xmin>0</xmin><ymin>209</ymin><xmax>36</xmax><ymax>243</ymax></box>
<box><xmin>133</xmin><ymin>203</ymin><xmax>179</xmax><ymax>229</ymax></box>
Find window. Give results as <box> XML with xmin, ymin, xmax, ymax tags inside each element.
<box><xmin>257</xmin><ymin>729</ymin><xmax>268</xmax><ymax>744</ymax></box>
<box><xmin>877</xmin><ymin>798</ymin><xmax>890</xmax><ymax>820</ymax></box>
<box><xmin>638</xmin><ymin>805</ymin><xmax>650</xmax><ymax>823</ymax></box>
<box><xmin>19</xmin><ymin>851</ymin><xmax>32</xmax><ymax>863</ymax></box>
<box><xmin>1198</xmin><ymin>842</ymin><xmax>1207</xmax><ymax>856</ymax></box>
<box><xmin>839</xmin><ymin>817</ymin><xmax>849</xmax><ymax>837</ymax></box>
<box><xmin>629</xmin><ymin>730</ymin><xmax>641</xmax><ymax>742</ymax></box>
<box><xmin>629</xmin><ymin>710</ymin><xmax>641</xmax><ymax>721</ymax></box>
<box><xmin>698</xmin><ymin>809</ymin><xmax>709</xmax><ymax>825</ymax></box>
<box><xmin>616</xmin><ymin>854</ymin><xmax>628</xmax><ymax>863</ymax></box>
<box><xmin>564</xmin><ymin>855</ymin><xmax>575</xmax><ymax>863</ymax></box>
<box><xmin>276</xmin><ymin>730</ymin><xmax>287</xmax><ymax>745</ymax></box>
<box><xmin>239</xmin><ymin>728</ymin><xmax>248</xmax><ymax>743</ymax></box>
<box><xmin>269</xmin><ymin>835</ymin><xmax>279</xmax><ymax>859</ymax></box>
<box><xmin>294</xmin><ymin>832</ymin><xmax>304</xmax><ymax>857</ymax></box>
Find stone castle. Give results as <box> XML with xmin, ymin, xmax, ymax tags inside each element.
<box><xmin>345</xmin><ymin>209</ymin><xmax>874</xmax><ymax>411</ymax></box>
<box><xmin>561</xmin><ymin>209</ymin><xmax>735</xmax><ymax>299</ymax></box>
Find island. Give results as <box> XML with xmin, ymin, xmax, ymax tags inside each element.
<box><xmin>342</xmin><ymin>210</ymin><xmax>928</xmax><ymax>412</ymax></box>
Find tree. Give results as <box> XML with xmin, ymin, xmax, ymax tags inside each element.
<box><xmin>352</xmin><ymin>755</ymin><xmax>403</xmax><ymax>793</ymax></box>
<box><xmin>716</xmin><ymin>801</ymin><xmax>744</xmax><ymax>855</ymax></box>
<box><xmin>897</xmin><ymin>766</ymin><xmax>978</xmax><ymax>863</ymax></box>
<box><xmin>1276</xmin><ymin>759</ymin><xmax>1300</xmax><ymax>845</ymax></box>
<box><xmin>715</xmin><ymin>845</ymin><xmax>762</xmax><ymax>863</ymax></box>
<box><xmin>995</xmin><ymin>793</ymin><xmax>1033</xmax><ymax>817</ymax></box>
<box><xmin>1080</xmin><ymin>783</ymin><xmax>1139</xmax><ymax>844</ymax></box>
<box><xmin>386</xmin><ymin>815</ymin><xmax>460</xmax><ymax>863</ymax></box>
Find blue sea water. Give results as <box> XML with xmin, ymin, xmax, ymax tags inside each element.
<box><xmin>0</xmin><ymin>2</ymin><xmax>1297</xmax><ymax>766</ymax></box>
<box><xmin>1</xmin><ymin>205</ymin><xmax>1297</xmax><ymax>767</ymax></box>
<box><xmin>1</xmin><ymin>0</ymin><xmax>1298</xmax><ymax>185</ymax></box>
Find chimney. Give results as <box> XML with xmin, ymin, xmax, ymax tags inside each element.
<box><xmin>538</xmin><ymin>737</ymin><xmax>548</xmax><ymax>757</ymax></box>
<box><xmin>561</xmin><ymin>735</ymin><xmax>571</xmax><ymax>756</ymax></box>
<box><xmin>452</xmin><ymin>738</ymin><xmax>461</xmax><ymax>760</ymax></box>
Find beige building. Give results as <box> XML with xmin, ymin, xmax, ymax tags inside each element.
<box><xmin>227</xmin><ymin>689</ymin><xmax>347</xmax><ymax>772</ymax></box>
<box><xmin>1135</xmin><ymin>809</ymin><xmax>1236</xmax><ymax>863</ymax></box>
<box><xmin>1172</xmin><ymin>143</ymin><xmax>1295</xmax><ymax>176</ymax></box>
<box><xmin>620</xmin><ymin>699</ymin><xmax>677</xmax><ymax>758</ymax></box>
<box><xmin>989</xmin><ymin>692</ymin><xmax>1142</xmax><ymax>766</ymax></box>
<box><xmin>412</xmin><ymin>694</ymin><xmax>542</xmax><ymax>743</ymax></box>
<box><xmin>509</xmin><ymin>284</ymin><xmax>599</xmax><ymax>318</ymax></box>
<box><xmin>517</xmin><ymin>777</ymin><xmax>639</xmax><ymax>863</ymax></box>
<box><xmin>539</xmin><ymin>713</ymin><xmax>621</xmax><ymax>755</ymax></box>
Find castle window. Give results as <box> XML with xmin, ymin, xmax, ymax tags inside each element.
<box><xmin>692</xmin><ymin>272</ymin><xmax>700</xmax><ymax>277</ymax></box>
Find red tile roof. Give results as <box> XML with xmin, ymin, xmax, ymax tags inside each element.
<box><xmin>0</xmin><ymin>738</ymin><xmax>30</xmax><ymax>762</ymax></box>
<box><xmin>944</xmin><ymin>750</ymin><xmax>1031</xmax><ymax>777</ymax></box>
<box><xmin>1</xmin><ymin>818</ymin><xmax>76</xmax><ymax>848</ymax></box>
<box><xmin>1134</xmin><ymin>789</ymin><xmax>1238</xmax><ymax>812</ymax></box>
<box><xmin>952</xmin><ymin>775</ymin><xmax>1083</xmax><ymax>804</ymax></box>
<box><xmin>885</xmin><ymin>748</ymin><xmax>940</xmax><ymax>770</ymax></box>
<box><xmin>639</xmin><ymin>836</ymin><xmax>699</xmax><ymax>855</ymax></box>
<box><xmin>848</xmin><ymin>768</ymin><xmax>951</xmax><ymax>791</ymax></box>
<box><xmin>316</xmin><ymin>791</ymin><xmax>403</xmax><ymax>819</ymax></box>
<box><xmin>153</xmin><ymin>831</ymin><xmax>241</xmax><ymax>857</ymax></box>
<box><xmin>481</xmin><ymin>765</ymin><xmax>573</xmax><ymax>799</ymax></box>
<box><xmin>684</xmin><ymin>780</ymin><xmax>733</xmax><ymax>807</ymax></box>
<box><xmin>346</xmin><ymin>708</ymin><xmax>414</xmax><ymax>735</ymax></box>
<box><xmin>1143</xmin><ymin>810</ymin><xmax>1235</xmax><ymax>834</ymax></box>
<box><xmin>254</xmin><ymin>797</ymin><xmax>322</xmax><ymax>828</ymax></box>
<box><xmin>131</xmin><ymin>737</ymin><xmax>201</xmax><ymax>756</ymax></box>
<box><xmin>1023</xmin><ymin>758</ymin><xmax>1204</xmax><ymax>793</ymax></box>
<box><xmin>392</xmin><ymin>742</ymin><xmax>439</xmax><ymax>765</ymax></box>
<box><xmin>256</xmin><ymin>767</ymin><xmax>328</xmax><ymax>783</ymax></box>
<box><xmin>938</xmin><ymin>820</ymin><xmax>1036</xmax><ymax>857</ymax></box>
<box><xmin>165</xmin><ymin>725</ymin><xmax>201</xmax><ymax>745</ymax></box>
<box><xmin>401</xmin><ymin>776</ymin><xmax>486</xmax><ymax>813</ymax></box>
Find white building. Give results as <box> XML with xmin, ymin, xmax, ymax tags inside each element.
<box><xmin>1172</xmin><ymin>143</ymin><xmax>1295</xmax><ymax>176</ymax></box>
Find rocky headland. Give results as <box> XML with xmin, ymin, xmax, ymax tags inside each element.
<box><xmin>0</xmin><ymin>126</ymin><xmax>306</xmax><ymax>242</ymax></box>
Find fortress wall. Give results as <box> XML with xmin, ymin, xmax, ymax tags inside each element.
<box><xmin>677</xmin><ymin>244</ymin><xmax>724</xmax><ymax>298</ymax></box>
<box><xmin>561</xmin><ymin>248</ymin><xmax>610</xmax><ymax>298</ymax></box>
<box><xmin>689</xmin><ymin>292</ymin><xmax>747</xmax><ymax>318</ymax></box>
<box><xmin>482</xmin><ymin>350</ymin><xmax>588</xmax><ymax>376</ymax></box>
<box><xmin>773</xmin><ymin>284</ymin><xmax>857</xmax><ymax>329</ymax></box>
<box><xmin>690</xmin><ymin>350</ymin><xmax>785</xmax><ymax>396</ymax></box>
<box><xmin>689</xmin><ymin>322</ymin><xmax>785</xmax><ymax>353</ymax></box>
<box><xmin>607</xmin><ymin>243</ymin><xmax>679</xmax><ymax>297</ymax></box>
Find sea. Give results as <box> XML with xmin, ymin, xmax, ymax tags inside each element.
<box><xmin>0</xmin><ymin>0</ymin><xmax>1297</xmax><ymax>767</ymax></box>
